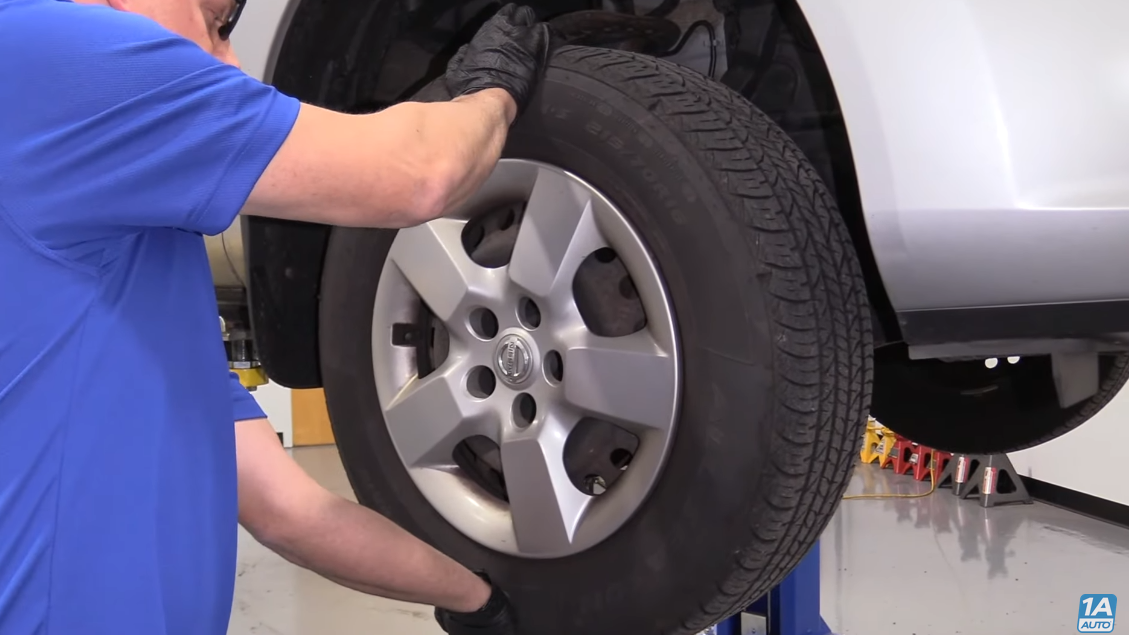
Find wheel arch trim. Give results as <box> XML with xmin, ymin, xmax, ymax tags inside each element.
<box><xmin>221</xmin><ymin>0</ymin><xmax>390</xmax><ymax>389</ymax></box>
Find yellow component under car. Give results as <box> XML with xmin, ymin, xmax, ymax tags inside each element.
<box><xmin>232</xmin><ymin>366</ymin><xmax>267</xmax><ymax>389</ymax></box>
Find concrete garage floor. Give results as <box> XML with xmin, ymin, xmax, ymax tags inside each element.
<box><xmin>822</xmin><ymin>465</ymin><xmax>1129</xmax><ymax>635</ymax></box>
<box><xmin>228</xmin><ymin>447</ymin><xmax>1129</xmax><ymax>635</ymax></box>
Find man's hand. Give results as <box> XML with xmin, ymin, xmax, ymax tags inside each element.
<box><xmin>445</xmin><ymin>3</ymin><xmax>554</xmax><ymax>115</ymax></box>
<box><xmin>434</xmin><ymin>571</ymin><xmax>519</xmax><ymax>635</ymax></box>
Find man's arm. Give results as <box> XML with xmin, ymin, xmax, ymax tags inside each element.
<box><xmin>241</xmin><ymin>89</ymin><xmax>516</xmax><ymax>230</ymax></box>
<box><xmin>3</xmin><ymin>1</ymin><xmax>549</xmax><ymax>251</ymax></box>
<box><xmin>234</xmin><ymin>417</ymin><xmax>493</xmax><ymax>613</ymax></box>
<box><xmin>240</xmin><ymin>5</ymin><xmax>551</xmax><ymax>230</ymax></box>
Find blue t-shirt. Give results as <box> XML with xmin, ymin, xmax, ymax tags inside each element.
<box><xmin>0</xmin><ymin>0</ymin><xmax>301</xmax><ymax>632</ymax></box>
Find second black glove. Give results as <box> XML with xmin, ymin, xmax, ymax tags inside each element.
<box><xmin>434</xmin><ymin>571</ymin><xmax>518</xmax><ymax>635</ymax></box>
<box><xmin>445</xmin><ymin>3</ymin><xmax>554</xmax><ymax>115</ymax></box>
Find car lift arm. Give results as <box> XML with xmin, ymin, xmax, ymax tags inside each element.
<box><xmin>707</xmin><ymin>541</ymin><xmax>832</xmax><ymax>635</ymax></box>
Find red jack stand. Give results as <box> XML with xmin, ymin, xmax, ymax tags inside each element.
<box><xmin>914</xmin><ymin>448</ymin><xmax>950</xmax><ymax>482</ymax></box>
<box><xmin>891</xmin><ymin>438</ymin><xmax>918</xmax><ymax>476</ymax></box>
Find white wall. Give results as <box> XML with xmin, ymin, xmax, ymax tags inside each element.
<box><xmin>1011</xmin><ymin>384</ymin><xmax>1129</xmax><ymax>506</ymax></box>
<box><xmin>249</xmin><ymin>381</ymin><xmax>293</xmax><ymax>448</ymax></box>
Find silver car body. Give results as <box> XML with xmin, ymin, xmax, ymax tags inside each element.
<box><xmin>219</xmin><ymin>0</ymin><xmax>1129</xmax><ymax>316</ymax></box>
<box><xmin>795</xmin><ymin>0</ymin><xmax>1129</xmax><ymax>312</ymax></box>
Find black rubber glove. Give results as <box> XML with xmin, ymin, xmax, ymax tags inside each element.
<box><xmin>434</xmin><ymin>572</ymin><xmax>518</xmax><ymax>635</ymax></box>
<box><xmin>444</xmin><ymin>3</ymin><xmax>554</xmax><ymax>115</ymax></box>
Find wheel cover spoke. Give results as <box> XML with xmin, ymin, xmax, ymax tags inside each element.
<box><xmin>388</xmin><ymin>218</ymin><xmax>497</xmax><ymax>323</ymax></box>
<box><xmin>564</xmin><ymin>329</ymin><xmax>678</xmax><ymax>434</ymax></box>
<box><xmin>509</xmin><ymin>166</ymin><xmax>607</xmax><ymax>300</ymax></box>
<box><xmin>501</xmin><ymin>417</ymin><xmax>592</xmax><ymax>556</ymax></box>
<box><xmin>384</xmin><ymin>360</ymin><xmax>499</xmax><ymax>469</ymax></box>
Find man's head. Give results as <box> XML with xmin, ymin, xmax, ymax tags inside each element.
<box><xmin>76</xmin><ymin>0</ymin><xmax>244</xmax><ymax>66</ymax></box>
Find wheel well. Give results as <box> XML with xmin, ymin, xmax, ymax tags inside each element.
<box><xmin>243</xmin><ymin>0</ymin><xmax>399</xmax><ymax>388</ymax></box>
<box><xmin>247</xmin><ymin>0</ymin><xmax>897</xmax><ymax>388</ymax></box>
<box><xmin>872</xmin><ymin>349</ymin><xmax>1129</xmax><ymax>454</ymax></box>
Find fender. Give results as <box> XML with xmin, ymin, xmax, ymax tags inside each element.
<box><xmin>794</xmin><ymin>0</ymin><xmax>1129</xmax><ymax>312</ymax></box>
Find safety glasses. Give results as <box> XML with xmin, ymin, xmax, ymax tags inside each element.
<box><xmin>218</xmin><ymin>0</ymin><xmax>245</xmax><ymax>40</ymax></box>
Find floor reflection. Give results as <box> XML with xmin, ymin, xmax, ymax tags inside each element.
<box><xmin>822</xmin><ymin>463</ymin><xmax>1129</xmax><ymax>635</ymax></box>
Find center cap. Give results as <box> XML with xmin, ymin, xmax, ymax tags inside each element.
<box><xmin>495</xmin><ymin>333</ymin><xmax>534</xmax><ymax>384</ymax></box>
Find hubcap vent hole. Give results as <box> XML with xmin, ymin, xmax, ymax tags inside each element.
<box><xmin>564</xmin><ymin>418</ymin><xmax>640</xmax><ymax>495</ymax></box>
<box><xmin>467</xmin><ymin>366</ymin><xmax>497</xmax><ymax>398</ymax></box>
<box><xmin>461</xmin><ymin>203</ymin><xmax>526</xmax><ymax>268</ymax></box>
<box><xmin>573</xmin><ymin>248</ymin><xmax>647</xmax><ymax>337</ymax></box>
<box><xmin>610</xmin><ymin>448</ymin><xmax>633</xmax><ymax>470</ymax></box>
<box><xmin>513</xmin><ymin>393</ymin><xmax>537</xmax><ymax>428</ymax></box>
<box><xmin>469</xmin><ymin>308</ymin><xmax>499</xmax><ymax>340</ymax></box>
<box><xmin>544</xmin><ymin>351</ymin><xmax>564</xmax><ymax>384</ymax></box>
<box><xmin>518</xmin><ymin>297</ymin><xmax>542</xmax><ymax>329</ymax></box>
<box><xmin>392</xmin><ymin>301</ymin><xmax>449</xmax><ymax>379</ymax></box>
<box><xmin>452</xmin><ymin>435</ymin><xmax>507</xmax><ymax>503</ymax></box>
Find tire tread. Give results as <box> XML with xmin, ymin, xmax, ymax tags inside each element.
<box><xmin>548</xmin><ymin>45</ymin><xmax>874</xmax><ymax>632</ymax></box>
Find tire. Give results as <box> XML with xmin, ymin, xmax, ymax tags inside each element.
<box><xmin>319</xmin><ymin>46</ymin><xmax>872</xmax><ymax>635</ymax></box>
<box><xmin>873</xmin><ymin>352</ymin><xmax>1129</xmax><ymax>455</ymax></box>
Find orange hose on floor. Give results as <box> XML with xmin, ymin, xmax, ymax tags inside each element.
<box><xmin>842</xmin><ymin>461</ymin><xmax>937</xmax><ymax>500</ymax></box>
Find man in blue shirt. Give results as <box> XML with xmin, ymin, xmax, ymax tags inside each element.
<box><xmin>0</xmin><ymin>0</ymin><xmax>551</xmax><ymax>632</ymax></box>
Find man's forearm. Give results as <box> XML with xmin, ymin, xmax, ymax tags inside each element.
<box><xmin>236</xmin><ymin>418</ymin><xmax>491</xmax><ymax>613</ymax></box>
<box><xmin>425</xmin><ymin>88</ymin><xmax>517</xmax><ymax>217</ymax></box>
<box><xmin>242</xmin><ymin>88</ymin><xmax>517</xmax><ymax>230</ymax></box>
<box><xmin>257</xmin><ymin>490</ymin><xmax>491</xmax><ymax>612</ymax></box>
<box><xmin>349</xmin><ymin>87</ymin><xmax>517</xmax><ymax>226</ymax></box>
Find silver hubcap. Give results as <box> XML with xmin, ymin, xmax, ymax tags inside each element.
<box><xmin>371</xmin><ymin>159</ymin><xmax>681</xmax><ymax>559</ymax></box>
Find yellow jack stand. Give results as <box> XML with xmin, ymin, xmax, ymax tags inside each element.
<box><xmin>876</xmin><ymin>430</ymin><xmax>899</xmax><ymax>469</ymax></box>
<box><xmin>859</xmin><ymin>417</ymin><xmax>885</xmax><ymax>464</ymax></box>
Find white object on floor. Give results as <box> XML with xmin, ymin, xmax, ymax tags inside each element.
<box><xmin>247</xmin><ymin>380</ymin><xmax>293</xmax><ymax>448</ymax></box>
